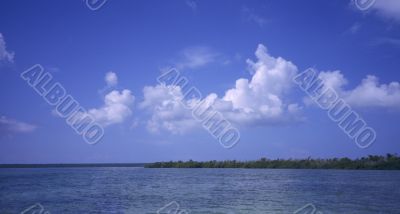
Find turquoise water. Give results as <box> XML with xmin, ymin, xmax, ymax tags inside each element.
<box><xmin>1</xmin><ymin>168</ymin><xmax>400</xmax><ymax>213</ymax></box>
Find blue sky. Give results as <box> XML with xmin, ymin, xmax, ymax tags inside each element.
<box><xmin>0</xmin><ymin>0</ymin><xmax>400</xmax><ymax>163</ymax></box>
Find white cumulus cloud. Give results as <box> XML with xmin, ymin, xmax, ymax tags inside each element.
<box><xmin>0</xmin><ymin>116</ymin><xmax>37</xmax><ymax>135</ymax></box>
<box><xmin>0</xmin><ymin>33</ymin><xmax>14</xmax><ymax>63</ymax></box>
<box><xmin>209</xmin><ymin>44</ymin><xmax>302</xmax><ymax>126</ymax></box>
<box><xmin>88</xmin><ymin>89</ymin><xmax>135</xmax><ymax>126</ymax></box>
<box><xmin>88</xmin><ymin>72</ymin><xmax>135</xmax><ymax>126</ymax></box>
<box><xmin>242</xmin><ymin>7</ymin><xmax>268</xmax><ymax>27</ymax></box>
<box><xmin>105</xmin><ymin>71</ymin><xmax>118</xmax><ymax>86</ymax></box>
<box><xmin>175</xmin><ymin>46</ymin><xmax>220</xmax><ymax>70</ymax></box>
<box><xmin>318</xmin><ymin>70</ymin><xmax>400</xmax><ymax>108</ymax></box>
<box><xmin>140</xmin><ymin>44</ymin><xmax>303</xmax><ymax>134</ymax></box>
<box><xmin>140</xmin><ymin>85</ymin><xmax>197</xmax><ymax>134</ymax></box>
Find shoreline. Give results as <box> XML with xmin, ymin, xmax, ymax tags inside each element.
<box><xmin>145</xmin><ymin>154</ymin><xmax>400</xmax><ymax>170</ymax></box>
<box><xmin>2</xmin><ymin>154</ymin><xmax>400</xmax><ymax>170</ymax></box>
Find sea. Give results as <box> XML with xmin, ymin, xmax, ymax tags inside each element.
<box><xmin>1</xmin><ymin>167</ymin><xmax>400</xmax><ymax>213</ymax></box>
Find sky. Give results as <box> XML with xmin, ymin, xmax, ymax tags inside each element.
<box><xmin>0</xmin><ymin>0</ymin><xmax>400</xmax><ymax>163</ymax></box>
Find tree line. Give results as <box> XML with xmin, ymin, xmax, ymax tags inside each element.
<box><xmin>145</xmin><ymin>154</ymin><xmax>400</xmax><ymax>170</ymax></box>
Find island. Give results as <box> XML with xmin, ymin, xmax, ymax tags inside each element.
<box><xmin>145</xmin><ymin>154</ymin><xmax>400</xmax><ymax>170</ymax></box>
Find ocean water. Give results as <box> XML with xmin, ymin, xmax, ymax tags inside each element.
<box><xmin>0</xmin><ymin>168</ymin><xmax>400</xmax><ymax>213</ymax></box>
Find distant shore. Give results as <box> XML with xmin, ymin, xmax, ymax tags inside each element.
<box><xmin>0</xmin><ymin>163</ymin><xmax>146</xmax><ymax>168</ymax></box>
<box><xmin>2</xmin><ymin>154</ymin><xmax>400</xmax><ymax>170</ymax></box>
<box><xmin>145</xmin><ymin>154</ymin><xmax>400</xmax><ymax>170</ymax></box>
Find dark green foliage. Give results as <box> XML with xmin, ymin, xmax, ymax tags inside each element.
<box><xmin>144</xmin><ymin>154</ymin><xmax>400</xmax><ymax>170</ymax></box>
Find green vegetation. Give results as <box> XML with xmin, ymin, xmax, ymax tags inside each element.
<box><xmin>145</xmin><ymin>154</ymin><xmax>400</xmax><ymax>170</ymax></box>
